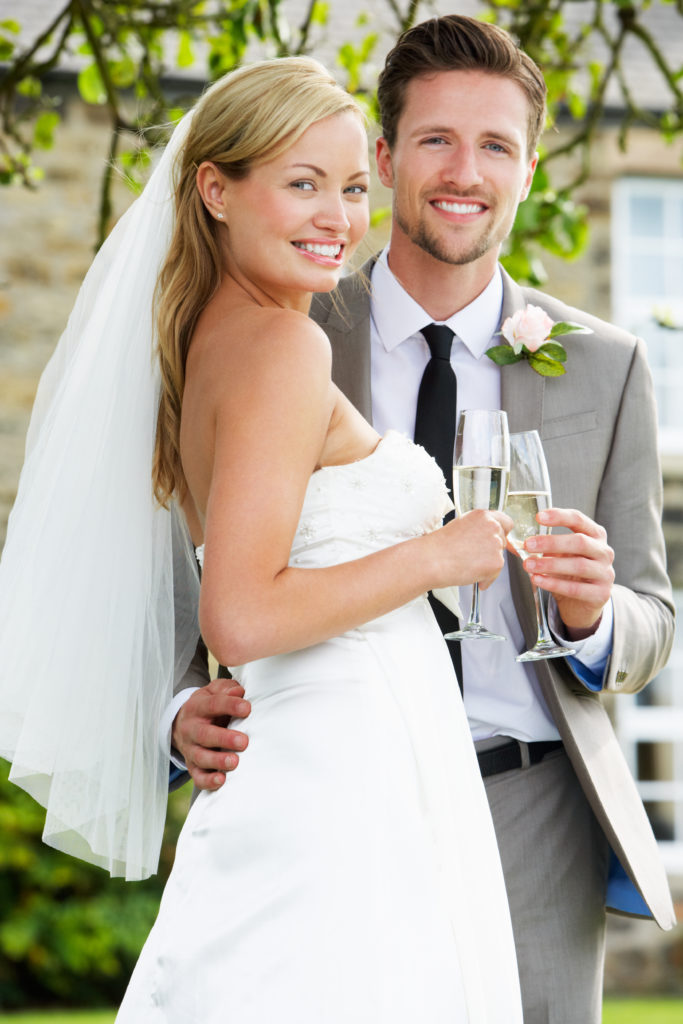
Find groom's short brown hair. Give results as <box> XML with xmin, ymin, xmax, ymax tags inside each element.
<box><xmin>377</xmin><ymin>15</ymin><xmax>547</xmax><ymax>158</ymax></box>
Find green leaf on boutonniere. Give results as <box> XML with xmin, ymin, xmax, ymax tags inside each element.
<box><xmin>528</xmin><ymin>351</ymin><xmax>567</xmax><ymax>376</ymax></box>
<box><xmin>485</xmin><ymin>344</ymin><xmax>523</xmax><ymax>366</ymax></box>
<box><xmin>548</xmin><ymin>321</ymin><xmax>592</xmax><ymax>338</ymax></box>
<box><xmin>538</xmin><ymin>341</ymin><xmax>567</xmax><ymax>362</ymax></box>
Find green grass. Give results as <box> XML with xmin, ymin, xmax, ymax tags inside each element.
<box><xmin>1</xmin><ymin>1001</ymin><xmax>681</xmax><ymax>1023</ymax></box>
<box><xmin>602</xmin><ymin>999</ymin><xmax>683</xmax><ymax>1023</ymax></box>
<box><xmin>0</xmin><ymin>1014</ymin><xmax>115</xmax><ymax>1023</ymax></box>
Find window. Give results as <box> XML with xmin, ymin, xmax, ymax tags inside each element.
<box><xmin>611</xmin><ymin>177</ymin><xmax>683</xmax><ymax>454</ymax></box>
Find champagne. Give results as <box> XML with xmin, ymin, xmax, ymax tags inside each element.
<box><xmin>505</xmin><ymin>490</ymin><xmax>551</xmax><ymax>558</ymax></box>
<box><xmin>453</xmin><ymin>465</ymin><xmax>509</xmax><ymax>515</ymax></box>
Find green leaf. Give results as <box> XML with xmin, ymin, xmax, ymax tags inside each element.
<box><xmin>336</xmin><ymin>32</ymin><xmax>379</xmax><ymax>92</ymax></box>
<box><xmin>33</xmin><ymin>111</ymin><xmax>59</xmax><ymax>150</ymax></box>
<box><xmin>538</xmin><ymin>341</ymin><xmax>567</xmax><ymax>362</ymax></box>
<box><xmin>311</xmin><ymin>1</ymin><xmax>329</xmax><ymax>26</ymax></box>
<box><xmin>548</xmin><ymin>320</ymin><xmax>592</xmax><ymax>337</ymax></box>
<box><xmin>17</xmin><ymin>75</ymin><xmax>42</xmax><ymax>98</ymax></box>
<box><xmin>110</xmin><ymin>56</ymin><xmax>136</xmax><ymax>88</ymax></box>
<box><xmin>119</xmin><ymin>148</ymin><xmax>151</xmax><ymax>172</ymax></box>
<box><xmin>369</xmin><ymin>205</ymin><xmax>391</xmax><ymax>228</ymax></box>
<box><xmin>485</xmin><ymin>345</ymin><xmax>523</xmax><ymax>366</ymax></box>
<box><xmin>501</xmin><ymin>245</ymin><xmax>547</xmax><ymax>287</ymax></box>
<box><xmin>177</xmin><ymin>29</ymin><xmax>194</xmax><ymax>68</ymax></box>
<box><xmin>588</xmin><ymin>61</ymin><xmax>602</xmax><ymax>95</ymax></box>
<box><xmin>118</xmin><ymin>145</ymin><xmax>152</xmax><ymax>195</ymax></box>
<box><xmin>567</xmin><ymin>90</ymin><xmax>586</xmax><ymax>120</ymax></box>
<box><xmin>0</xmin><ymin>38</ymin><xmax>14</xmax><ymax>60</ymax></box>
<box><xmin>0</xmin><ymin>18</ymin><xmax>20</xmax><ymax>33</ymax></box>
<box><xmin>77</xmin><ymin>63</ymin><xmax>107</xmax><ymax>105</ymax></box>
<box><xmin>528</xmin><ymin>354</ymin><xmax>566</xmax><ymax>377</ymax></box>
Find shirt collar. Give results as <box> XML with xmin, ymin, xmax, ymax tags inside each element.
<box><xmin>370</xmin><ymin>247</ymin><xmax>503</xmax><ymax>359</ymax></box>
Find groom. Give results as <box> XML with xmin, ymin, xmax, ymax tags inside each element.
<box><xmin>170</xmin><ymin>15</ymin><xmax>675</xmax><ymax>1023</ymax></box>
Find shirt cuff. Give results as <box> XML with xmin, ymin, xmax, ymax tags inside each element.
<box><xmin>548</xmin><ymin>598</ymin><xmax>614</xmax><ymax>690</ymax></box>
<box><xmin>159</xmin><ymin>687</ymin><xmax>199</xmax><ymax>771</ymax></box>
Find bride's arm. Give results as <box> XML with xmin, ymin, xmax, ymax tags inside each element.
<box><xmin>194</xmin><ymin>311</ymin><xmax>509</xmax><ymax>667</ymax></box>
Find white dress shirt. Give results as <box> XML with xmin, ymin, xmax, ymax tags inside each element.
<box><xmin>370</xmin><ymin>249</ymin><xmax>612</xmax><ymax>743</ymax></box>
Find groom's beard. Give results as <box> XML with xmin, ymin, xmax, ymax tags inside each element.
<box><xmin>393</xmin><ymin>187</ymin><xmax>513</xmax><ymax>267</ymax></box>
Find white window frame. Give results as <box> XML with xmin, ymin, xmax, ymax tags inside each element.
<box><xmin>611</xmin><ymin>175</ymin><xmax>683</xmax><ymax>455</ymax></box>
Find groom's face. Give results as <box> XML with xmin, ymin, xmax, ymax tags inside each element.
<box><xmin>376</xmin><ymin>69</ymin><xmax>538</xmax><ymax>273</ymax></box>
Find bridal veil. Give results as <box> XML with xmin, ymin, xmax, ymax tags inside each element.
<box><xmin>0</xmin><ymin>112</ymin><xmax>200</xmax><ymax>879</ymax></box>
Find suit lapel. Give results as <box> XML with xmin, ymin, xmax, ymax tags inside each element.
<box><xmin>311</xmin><ymin>258</ymin><xmax>376</xmax><ymax>422</ymax></box>
<box><xmin>497</xmin><ymin>272</ymin><xmax>579</xmax><ymax>695</ymax></box>
<box><xmin>498</xmin><ymin>269</ymin><xmax>549</xmax><ymax>649</ymax></box>
<box><xmin>499</xmin><ymin>269</ymin><xmax>545</xmax><ymax>435</ymax></box>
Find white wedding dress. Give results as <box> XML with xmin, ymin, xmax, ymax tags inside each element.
<box><xmin>117</xmin><ymin>431</ymin><xmax>522</xmax><ymax>1023</ymax></box>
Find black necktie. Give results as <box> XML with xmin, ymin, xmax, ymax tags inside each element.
<box><xmin>414</xmin><ymin>324</ymin><xmax>463</xmax><ymax>690</ymax></box>
<box><xmin>414</xmin><ymin>324</ymin><xmax>457</xmax><ymax>499</ymax></box>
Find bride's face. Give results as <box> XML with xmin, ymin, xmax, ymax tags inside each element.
<box><xmin>215</xmin><ymin>111</ymin><xmax>370</xmax><ymax>310</ymax></box>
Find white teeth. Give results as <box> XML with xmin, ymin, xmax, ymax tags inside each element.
<box><xmin>434</xmin><ymin>200</ymin><xmax>484</xmax><ymax>214</ymax></box>
<box><xmin>295</xmin><ymin>242</ymin><xmax>342</xmax><ymax>258</ymax></box>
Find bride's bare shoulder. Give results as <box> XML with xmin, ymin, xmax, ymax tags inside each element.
<box><xmin>190</xmin><ymin>303</ymin><xmax>330</xmax><ymax>378</ymax></box>
<box><xmin>185</xmin><ymin>303</ymin><xmax>333</xmax><ymax>436</ymax></box>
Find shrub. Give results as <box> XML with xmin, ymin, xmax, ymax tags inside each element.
<box><xmin>0</xmin><ymin>764</ymin><xmax>189</xmax><ymax>1010</ymax></box>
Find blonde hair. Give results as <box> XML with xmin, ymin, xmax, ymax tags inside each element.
<box><xmin>153</xmin><ymin>57</ymin><xmax>364</xmax><ymax>506</ymax></box>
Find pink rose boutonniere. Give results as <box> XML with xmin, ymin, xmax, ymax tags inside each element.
<box><xmin>486</xmin><ymin>303</ymin><xmax>592</xmax><ymax>377</ymax></box>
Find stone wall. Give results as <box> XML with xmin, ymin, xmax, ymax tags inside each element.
<box><xmin>605</xmin><ymin>908</ymin><xmax>683</xmax><ymax>997</ymax></box>
<box><xmin>0</xmin><ymin>93</ymin><xmax>125</xmax><ymax>544</ymax></box>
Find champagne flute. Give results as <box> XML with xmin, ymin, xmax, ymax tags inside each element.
<box><xmin>445</xmin><ymin>409</ymin><xmax>510</xmax><ymax>642</ymax></box>
<box><xmin>506</xmin><ymin>430</ymin><xmax>576</xmax><ymax>661</ymax></box>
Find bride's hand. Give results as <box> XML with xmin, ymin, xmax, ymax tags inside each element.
<box><xmin>431</xmin><ymin>509</ymin><xmax>513</xmax><ymax>592</ymax></box>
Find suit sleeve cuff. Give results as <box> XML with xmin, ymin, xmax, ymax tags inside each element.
<box><xmin>159</xmin><ymin>687</ymin><xmax>200</xmax><ymax>771</ymax></box>
<box><xmin>548</xmin><ymin>598</ymin><xmax>614</xmax><ymax>691</ymax></box>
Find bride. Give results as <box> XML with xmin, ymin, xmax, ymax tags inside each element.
<box><xmin>0</xmin><ymin>57</ymin><xmax>521</xmax><ymax>1021</ymax></box>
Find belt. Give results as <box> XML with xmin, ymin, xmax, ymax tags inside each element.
<box><xmin>477</xmin><ymin>739</ymin><xmax>564</xmax><ymax>779</ymax></box>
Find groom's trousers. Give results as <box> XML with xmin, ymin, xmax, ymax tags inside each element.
<box><xmin>480</xmin><ymin>742</ymin><xmax>609</xmax><ymax>1024</ymax></box>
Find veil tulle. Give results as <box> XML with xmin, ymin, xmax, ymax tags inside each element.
<box><xmin>0</xmin><ymin>112</ymin><xmax>200</xmax><ymax>879</ymax></box>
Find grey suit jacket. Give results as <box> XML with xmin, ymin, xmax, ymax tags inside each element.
<box><xmin>310</xmin><ymin>259</ymin><xmax>676</xmax><ymax>929</ymax></box>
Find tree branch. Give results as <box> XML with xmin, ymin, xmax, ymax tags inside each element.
<box><xmin>544</xmin><ymin>6</ymin><xmax>628</xmax><ymax>166</ymax></box>
<box><xmin>73</xmin><ymin>0</ymin><xmax>135</xmax><ymax>132</ymax></box>
<box><xmin>0</xmin><ymin>1</ymin><xmax>72</xmax><ymax>91</ymax></box>
<box><xmin>96</xmin><ymin>125</ymin><xmax>120</xmax><ymax>248</ymax></box>
<box><xmin>625</xmin><ymin>17</ymin><xmax>683</xmax><ymax>106</ymax></box>
<box><xmin>295</xmin><ymin>0</ymin><xmax>319</xmax><ymax>54</ymax></box>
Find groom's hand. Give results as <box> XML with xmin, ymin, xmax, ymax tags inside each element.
<box><xmin>172</xmin><ymin>680</ymin><xmax>251</xmax><ymax>790</ymax></box>
<box><xmin>521</xmin><ymin>507</ymin><xmax>615</xmax><ymax>640</ymax></box>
